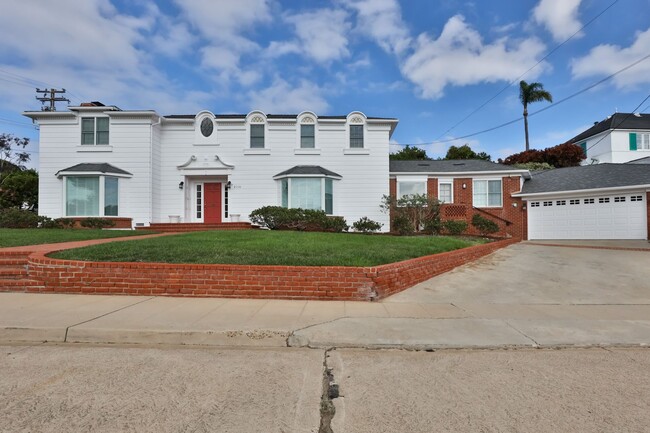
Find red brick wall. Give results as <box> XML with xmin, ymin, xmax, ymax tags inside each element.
<box><xmin>390</xmin><ymin>176</ymin><xmax>526</xmax><ymax>239</ymax></box>
<box><xmin>19</xmin><ymin>239</ymin><xmax>517</xmax><ymax>301</ymax></box>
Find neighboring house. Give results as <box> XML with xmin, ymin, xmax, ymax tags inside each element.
<box><xmin>569</xmin><ymin>112</ymin><xmax>650</xmax><ymax>164</ymax></box>
<box><xmin>514</xmin><ymin>164</ymin><xmax>650</xmax><ymax>240</ymax></box>
<box><xmin>24</xmin><ymin>103</ymin><xmax>397</xmax><ymax>229</ymax></box>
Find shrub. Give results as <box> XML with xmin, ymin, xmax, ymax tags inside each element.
<box><xmin>0</xmin><ymin>208</ymin><xmax>40</xmax><ymax>228</ymax></box>
<box><xmin>471</xmin><ymin>214</ymin><xmax>499</xmax><ymax>236</ymax></box>
<box><xmin>352</xmin><ymin>217</ymin><xmax>383</xmax><ymax>233</ymax></box>
<box><xmin>55</xmin><ymin>218</ymin><xmax>76</xmax><ymax>229</ymax></box>
<box><xmin>249</xmin><ymin>206</ymin><xmax>347</xmax><ymax>232</ymax></box>
<box><xmin>38</xmin><ymin>216</ymin><xmax>59</xmax><ymax>229</ymax></box>
<box><xmin>381</xmin><ymin>194</ymin><xmax>441</xmax><ymax>235</ymax></box>
<box><xmin>80</xmin><ymin>218</ymin><xmax>116</xmax><ymax>229</ymax></box>
<box><xmin>392</xmin><ymin>214</ymin><xmax>414</xmax><ymax>236</ymax></box>
<box><xmin>322</xmin><ymin>216</ymin><xmax>349</xmax><ymax>233</ymax></box>
<box><xmin>423</xmin><ymin>218</ymin><xmax>442</xmax><ymax>235</ymax></box>
<box><xmin>443</xmin><ymin>220</ymin><xmax>467</xmax><ymax>236</ymax></box>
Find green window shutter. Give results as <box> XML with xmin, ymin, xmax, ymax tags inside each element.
<box><xmin>580</xmin><ymin>142</ymin><xmax>587</xmax><ymax>155</ymax></box>
<box><xmin>629</xmin><ymin>133</ymin><xmax>637</xmax><ymax>151</ymax></box>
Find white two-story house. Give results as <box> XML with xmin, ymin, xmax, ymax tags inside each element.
<box><xmin>24</xmin><ymin>102</ymin><xmax>397</xmax><ymax>229</ymax></box>
<box><xmin>569</xmin><ymin>112</ymin><xmax>650</xmax><ymax>164</ymax></box>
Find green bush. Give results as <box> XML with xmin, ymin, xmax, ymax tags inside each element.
<box><xmin>392</xmin><ymin>214</ymin><xmax>414</xmax><ymax>236</ymax></box>
<box><xmin>38</xmin><ymin>216</ymin><xmax>59</xmax><ymax>229</ymax></box>
<box><xmin>80</xmin><ymin>218</ymin><xmax>116</xmax><ymax>229</ymax></box>
<box><xmin>381</xmin><ymin>193</ymin><xmax>441</xmax><ymax>235</ymax></box>
<box><xmin>443</xmin><ymin>220</ymin><xmax>468</xmax><ymax>236</ymax></box>
<box><xmin>352</xmin><ymin>217</ymin><xmax>383</xmax><ymax>233</ymax></box>
<box><xmin>471</xmin><ymin>214</ymin><xmax>499</xmax><ymax>236</ymax></box>
<box><xmin>0</xmin><ymin>208</ymin><xmax>40</xmax><ymax>228</ymax></box>
<box><xmin>248</xmin><ymin>206</ymin><xmax>347</xmax><ymax>232</ymax></box>
<box><xmin>55</xmin><ymin>218</ymin><xmax>76</xmax><ymax>229</ymax></box>
<box><xmin>423</xmin><ymin>218</ymin><xmax>442</xmax><ymax>235</ymax></box>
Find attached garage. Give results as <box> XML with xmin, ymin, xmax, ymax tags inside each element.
<box><xmin>527</xmin><ymin>193</ymin><xmax>647</xmax><ymax>240</ymax></box>
<box><xmin>514</xmin><ymin>164</ymin><xmax>650</xmax><ymax>241</ymax></box>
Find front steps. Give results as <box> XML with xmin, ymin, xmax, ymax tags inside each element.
<box><xmin>139</xmin><ymin>222</ymin><xmax>256</xmax><ymax>233</ymax></box>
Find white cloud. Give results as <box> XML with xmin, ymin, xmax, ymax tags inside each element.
<box><xmin>248</xmin><ymin>78</ymin><xmax>329</xmax><ymax>113</ymax></box>
<box><xmin>0</xmin><ymin>0</ymin><xmax>211</xmax><ymax>115</ymax></box>
<box><xmin>401</xmin><ymin>15</ymin><xmax>548</xmax><ymax>99</ymax></box>
<box><xmin>344</xmin><ymin>0</ymin><xmax>411</xmax><ymax>55</ymax></box>
<box><xmin>533</xmin><ymin>0</ymin><xmax>583</xmax><ymax>42</ymax></box>
<box><xmin>571</xmin><ymin>27</ymin><xmax>650</xmax><ymax>88</ymax></box>
<box><xmin>269</xmin><ymin>9</ymin><xmax>351</xmax><ymax>64</ymax></box>
<box><xmin>174</xmin><ymin>0</ymin><xmax>271</xmax><ymax>82</ymax></box>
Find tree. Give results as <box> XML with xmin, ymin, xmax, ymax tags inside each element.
<box><xmin>0</xmin><ymin>134</ymin><xmax>30</xmax><ymax>174</ymax></box>
<box><xmin>444</xmin><ymin>144</ymin><xmax>491</xmax><ymax>161</ymax></box>
<box><xmin>499</xmin><ymin>141</ymin><xmax>585</xmax><ymax>168</ymax></box>
<box><xmin>519</xmin><ymin>80</ymin><xmax>552</xmax><ymax>151</ymax></box>
<box><xmin>390</xmin><ymin>145</ymin><xmax>431</xmax><ymax>160</ymax></box>
<box><xmin>0</xmin><ymin>169</ymin><xmax>38</xmax><ymax>210</ymax></box>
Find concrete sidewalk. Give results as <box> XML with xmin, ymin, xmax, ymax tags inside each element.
<box><xmin>2</xmin><ymin>292</ymin><xmax>650</xmax><ymax>349</ymax></box>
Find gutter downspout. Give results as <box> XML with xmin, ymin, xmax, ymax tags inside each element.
<box><xmin>149</xmin><ymin>116</ymin><xmax>162</xmax><ymax>227</ymax></box>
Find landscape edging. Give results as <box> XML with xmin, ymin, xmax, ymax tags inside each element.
<box><xmin>18</xmin><ymin>238</ymin><xmax>518</xmax><ymax>301</ymax></box>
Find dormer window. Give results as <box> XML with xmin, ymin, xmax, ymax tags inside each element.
<box><xmin>249</xmin><ymin>122</ymin><xmax>265</xmax><ymax>149</ymax></box>
<box><xmin>350</xmin><ymin>125</ymin><xmax>364</xmax><ymax>148</ymax></box>
<box><xmin>301</xmin><ymin>124</ymin><xmax>315</xmax><ymax>148</ymax></box>
<box><xmin>81</xmin><ymin>117</ymin><xmax>109</xmax><ymax>145</ymax></box>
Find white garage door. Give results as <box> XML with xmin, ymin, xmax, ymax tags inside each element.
<box><xmin>528</xmin><ymin>193</ymin><xmax>647</xmax><ymax>240</ymax></box>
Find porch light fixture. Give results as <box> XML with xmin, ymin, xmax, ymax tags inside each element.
<box><xmin>226</xmin><ymin>181</ymin><xmax>232</xmax><ymax>190</ymax></box>
<box><xmin>178</xmin><ymin>181</ymin><xmax>184</xmax><ymax>190</ymax></box>
<box><xmin>462</xmin><ymin>183</ymin><xmax>467</xmax><ymax>189</ymax></box>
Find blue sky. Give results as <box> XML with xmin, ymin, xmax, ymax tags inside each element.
<box><xmin>1</xmin><ymin>0</ymin><xmax>649</xmax><ymax>168</ymax></box>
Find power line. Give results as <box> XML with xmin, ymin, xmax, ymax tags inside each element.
<box><xmin>0</xmin><ymin>69</ymin><xmax>87</xmax><ymax>104</ymax></box>
<box><xmin>432</xmin><ymin>0</ymin><xmax>620</xmax><ymax>141</ymax></box>
<box><xmin>394</xmin><ymin>53</ymin><xmax>650</xmax><ymax>147</ymax></box>
<box><xmin>0</xmin><ymin>117</ymin><xmax>37</xmax><ymax>129</ymax></box>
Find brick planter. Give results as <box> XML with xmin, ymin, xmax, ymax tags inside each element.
<box><xmin>20</xmin><ymin>238</ymin><xmax>518</xmax><ymax>301</ymax></box>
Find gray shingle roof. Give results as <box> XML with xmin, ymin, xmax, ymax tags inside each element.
<box><xmin>389</xmin><ymin>159</ymin><xmax>525</xmax><ymax>173</ymax></box>
<box><xmin>274</xmin><ymin>165</ymin><xmax>342</xmax><ymax>178</ymax></box>
<box><xmin>570</xmin><ymin>113</ymin><xmax>650</xmax><ymax>143</ymax></box>
<box><xmin>56</xmin><ymin>163</ymin><xmax>132</xmax><ymax>176</ymax></box>
<box><xmin>520</xmin><ymin>163</ymin><xmax>650</xmax><ymax>194</ymax></box>
<box><xmin>627</xmin><ymin>156</ymin><xmax>650</xmax><ymax>164</ymax></box>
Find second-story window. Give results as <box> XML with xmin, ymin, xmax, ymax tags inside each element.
<box><xmin>250</xmin><ymin>124</ymin><xmax>265</xmax><ymax>148</ymax></box>
<box><xmin>301</xmin><ymin>125</ymin><xmax>315</xmax><ymax>148</ymax></box>
<box><xmin>350</xmin><ymin>125</ymin><xmax>364</xmax><ymax>148</ymax></box>
<box><xmin>81</xmin><ymin>117</ymin><xmax>109</xmax><ymax>145</ymax></box>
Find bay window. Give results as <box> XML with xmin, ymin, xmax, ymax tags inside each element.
<box><xmin>280</xmin><ymin>177</ymin><xmax>334</xmax><ymax>214</ymax></box>
<box><xmin>65</xmin><ymin>176</ymin><xmax>119</xmax><ymax>216</ymax></box>
<box><xmin>473</xmin><ymin>179</ymin><xmax>502</xmax><ymax>207</ymax></box>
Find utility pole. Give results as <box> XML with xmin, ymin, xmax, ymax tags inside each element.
<box><xmin>35</xmin><ymin>88</ymin><xmax>70</xmax><ymax>111</ymax></box>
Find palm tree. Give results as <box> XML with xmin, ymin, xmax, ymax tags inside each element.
<box><xmin>519</xmin><ymin>80</ymin><xmax>552</xmax><ymax>151</ymax></box>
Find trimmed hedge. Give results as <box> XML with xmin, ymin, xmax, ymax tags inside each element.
<box><xmin>352</xmin><ymin>217</ymin><xmax>383</xmax><ymax>233</ymax></box>
<box><xmin>249</xmin><ymin>206</ymin><xmax>348</xmax><ymax>232</ymax></box>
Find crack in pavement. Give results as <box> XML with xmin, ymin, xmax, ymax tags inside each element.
<box><xmin>63</xmin><ymin>297</ymin><xmax>155</xmax><ymax>342</ymax></box>
<box><xmin>503</xmin><ymin>320</ymin><xmax>540</xmax><ymax>347</ymax></box>
<box><xmin>319</xmin><ymin>348</ymin><xmax>337</xmax><ymax>433</ymax></box>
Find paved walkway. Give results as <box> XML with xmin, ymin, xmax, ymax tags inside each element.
<box><xmin>0</xmin><ymin>232</ymin><xmax>175</xmax><ymax>254</ymax></box>
<box><xmin>2</xmin><ymin>238</ymin><xmax>650</xmax><ymax>350</ymax></box>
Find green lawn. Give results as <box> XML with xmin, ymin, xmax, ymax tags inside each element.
<box><xmin>50</xmin><ymin>230</ymin><xmax>487</xmax><ymax>267</ymax></box>
<box><xmin>0</xmin><ymin>229</ymin><xmax>158</xmax><ymax>248</ymax></box>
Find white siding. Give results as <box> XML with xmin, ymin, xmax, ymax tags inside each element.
<box><xmin>582</xmin><ymin>130</ymin><xmax>650</xmax><ymax>164</ymax></box>
<box><xmin>33</xmin><ymin>110</ymin><xmax>393</xmax><ymax>230</ymax></box>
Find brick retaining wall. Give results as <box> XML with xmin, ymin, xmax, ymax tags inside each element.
<box><xmin>19</xmin><ymin>239</ymin><xmax>518</xmax><ymax>301</ymax></box>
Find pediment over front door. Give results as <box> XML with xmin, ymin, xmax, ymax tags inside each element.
<box><xmin>177</xmin><ymin>155</ymin><xmax>234</xmax><ymax>172</ymax></box>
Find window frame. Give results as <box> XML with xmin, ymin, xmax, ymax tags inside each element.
<box><xmin>300</xmin><ymin>124</ymin><xmax>316</xmax><ymax>149</ymax></box>
<box><xmin>437</xmin><ymin>179</ymin><xmax>453</xmax><ymax>203</ymax></box>
<box><xmin>472</xmin><ymin>179</ymin><xmax>503</xmax><ymax>208</ymax></box>
<box><xmin>80</xmin><ymin>117</ymin><xmax>110</xmax><ymax>146</ymax></box>
<box><xmin>64</xmin><ymin>175</ymin><xmax>119</xmax><ymax>217</ymax></box>
<box><xmin>280</xmin><ymin>177</ymin><xmax>335</xmax><ymax>215</ymax></box>
<box><xmin>250</xmin><ymin>123</ymin><xmax>265</xmax><ymax>149</ymax></box>
<box><xmin>397</xmin><ymin>179</ymin><xmax>427</xmax><ymax>200</ymax></box>
<box><xmin>349</xmin><ymin>124</ymin><xmax>364</xmax><ymax>149</ymax></box>
<box><xmin>639</xmin><ymin>133</ymin><xmax>650</xmax><ymax>150</ymax></box>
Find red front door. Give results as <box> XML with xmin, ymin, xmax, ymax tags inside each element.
<box><xmin>204</xmin><ymin>183</ymin><xmax>222</xmax><ymax>223</ymax></box>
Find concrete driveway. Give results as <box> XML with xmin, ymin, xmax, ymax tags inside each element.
<box><xmin>385</xmin><ymin>242</ymin><xmax>650</xmax><ymax>305</ymax></box>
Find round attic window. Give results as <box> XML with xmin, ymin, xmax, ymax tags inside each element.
<box><xmin>200</xmin><ymin>117</ymin><xmax>214</xmax><ymax>137</ymax></box>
